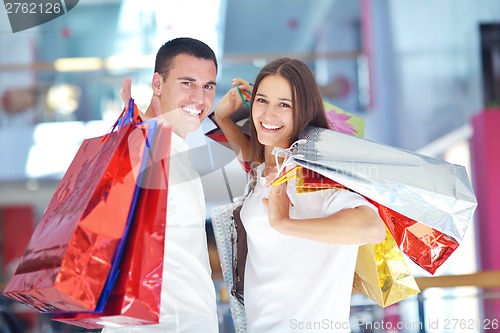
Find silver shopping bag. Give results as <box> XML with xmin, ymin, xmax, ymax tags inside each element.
<box><xmin>274</xmin><ymin>126</ymin><xmax>478</xmax><ymax>274</ymax></box>
<box><xmin>210</xmin><ymin>202</ymin><xmax>246</xmax><ymax>333</ymax></box>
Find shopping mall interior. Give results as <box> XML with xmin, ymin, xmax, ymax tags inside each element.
<box><xmin>1</xmin><ymin>0</ymin><xmax>499</xmax><ymax>332</ymax></box>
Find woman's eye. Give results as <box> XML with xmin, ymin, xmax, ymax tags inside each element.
<box><xmin>280</xmin><ymin>103</ymin><xmax>291</xmax><ymax>108</ymax></box>
<box><xmin>256</xmin><ymin>98</ymin><xmax>267</xmax><ymax>103</ymax></box>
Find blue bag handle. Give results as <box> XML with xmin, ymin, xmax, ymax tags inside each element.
<box><xmin>103</xmin><ymin>98</ymin><xmax>141</xmax><ymax>142</ymax></box>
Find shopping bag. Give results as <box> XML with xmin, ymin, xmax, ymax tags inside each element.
<box><xmin>274</xmin><ymin>166</ymin><xmax>420</xmax><ymax>307</ymax></box>
<box><xmin>353</xmin><ymin>229</ymin><xmax>420</xmax><ymax>307</ymax></box>
<box><xmin>3</xmin><ymin>100</ymin><xmax>151</xmax><ymax>313</ymax></box>
<box><xmin>210</xmin><ymin>202</ymin><xmax>247</xmax><ymax>333</ymax></box>
<box><xmin>205</xmin><ymin>107</ymin><xmax>252</xmax><ymax>150</ymax></box>
<box><xmin>51</xmin><ymin>121</ymin><xmax>172</xmax><ymax>328</ymax></box>
<box><xmin>272</xmin><ymin>126</ymin><xmax>478</xmax><ymax>274</ymax></box>
<box><xmin>323</xmin><ymin>101</ymin><xmax>365</xmax><ymax>138</ymax></box>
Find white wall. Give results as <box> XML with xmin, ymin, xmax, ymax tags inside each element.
<box><xmin>368</xmin><ymin>0</ymin><xmax>500</xmax><ymax>150</ymax></box>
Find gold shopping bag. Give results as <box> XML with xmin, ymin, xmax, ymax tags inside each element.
<box><xmin>353</xmin><ymin>228</ymin><xmax>420</xmax><ymax>307</ymax></box>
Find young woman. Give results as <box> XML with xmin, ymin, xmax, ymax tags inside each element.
<box><xmin>213</xmin><ymin>58</ymin><xmax>386</xmax><ymax>332</ymax></box>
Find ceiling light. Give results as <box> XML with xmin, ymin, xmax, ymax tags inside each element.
<box><xmin>54</xmin><ymin>57</ymin><xmax>103</xmax><ymax>72</ymax></box>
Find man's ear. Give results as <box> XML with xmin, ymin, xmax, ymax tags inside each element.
<box><xmin>152</xmin><ymin>72</ymin><xmax>163</xmax><ymax>96</ymax></box>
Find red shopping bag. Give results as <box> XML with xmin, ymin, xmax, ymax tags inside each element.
<box><xmin>205</xmin><ymin>108</ymin><xmax>251</xmax><ymax>150</ymax></box>
<box><xmin>3</xmin><ymin>101</ymin><xmax>151</xmax><ymax>313</ymax></box>
<box><xmin>52</xmin><ymin>122</ymin><xmax>172</xmax><ymax>329</ymax></box>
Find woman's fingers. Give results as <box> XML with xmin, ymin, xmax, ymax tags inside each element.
<box><xmin>232</xmin><ymin>78</ymin><xmax>254</xmax><ymax>93</ymax></box>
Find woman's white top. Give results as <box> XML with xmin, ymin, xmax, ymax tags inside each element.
<box><xmin>241</xmin><ymin>163</ymin><xmax>377</xmax><ymax>333</ymax></box>
<box><xmin>102</xmin><ymin>132</ymin><xmax>218</xmax><ymax>333</ymax></box>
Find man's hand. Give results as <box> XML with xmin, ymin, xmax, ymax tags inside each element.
<box><xmin>120</xmin><ymin>78</ymin><xmax>132</xmax><ymax>105</ymax></box>
<box><xmin>120</xmin><ymin>78</ymin><xmax>163</xmax><ymax>121</ymax></box>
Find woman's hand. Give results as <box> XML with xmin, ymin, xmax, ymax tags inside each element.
<box><xmin>213</xmin><ymin>78</ymin><xmax>253</xmax><ymax>123</ymax></box>
<box><xmin>262</xmin><ymin>183</ymin><xmax>292</xmax><ymax>234</ymax></box>
<box><xmin>211</xmin><ymin>78</ymin><xmax>253</xmax><ymax>162</ymax></box>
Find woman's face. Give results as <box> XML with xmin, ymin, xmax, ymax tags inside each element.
<box><xmin>252</xmin><ymin>74</ymin><xmax>294</xmax><ymax>149</ymax></box>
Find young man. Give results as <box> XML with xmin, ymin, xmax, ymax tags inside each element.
<box><xmin>103</xmin><ymin>37</ymin><xmax>219</xmax><ymax>333</ymax></box>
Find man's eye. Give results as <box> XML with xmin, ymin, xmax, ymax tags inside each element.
<box><xmin>182</xmin><ymin>81</ymin><xmax>192</xmax><ymax>86</ymax></box>
<box><xmin>204</xmin><ymin>84</ymin><xmax>215</xmax><ymax>90</ymax></box>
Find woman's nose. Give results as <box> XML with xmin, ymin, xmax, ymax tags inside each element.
<box><xmin>262</xmin><ymin>104</ymin><xmax>279</xmax><ymax>118</ymax></box>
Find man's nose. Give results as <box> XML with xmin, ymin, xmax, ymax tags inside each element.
<box><xmin>190</xmin><ymin>86</ymin><xmax>205</xmax><ymax>105</ymax></box>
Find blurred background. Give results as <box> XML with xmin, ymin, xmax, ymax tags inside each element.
<box><xmin>1</xmin><ymin>0</ymin><xmax>500</xmax><ymax>332</ymax></box>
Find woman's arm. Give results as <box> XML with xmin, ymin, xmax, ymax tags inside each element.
<box><xmin>213</xmin><ymin>78</ymin><xmax>252</xmax><ymax>162</ymax></box>
<box><xmin>263</xmin><ymin>183</ymin><xmax>386</xmax><ymax>244</ymax></box>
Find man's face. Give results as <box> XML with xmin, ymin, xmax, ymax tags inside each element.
<box><xmin>153</xmin><ymin>53</ymin><xmax>217</xmax><ymax>138</ymax></box>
